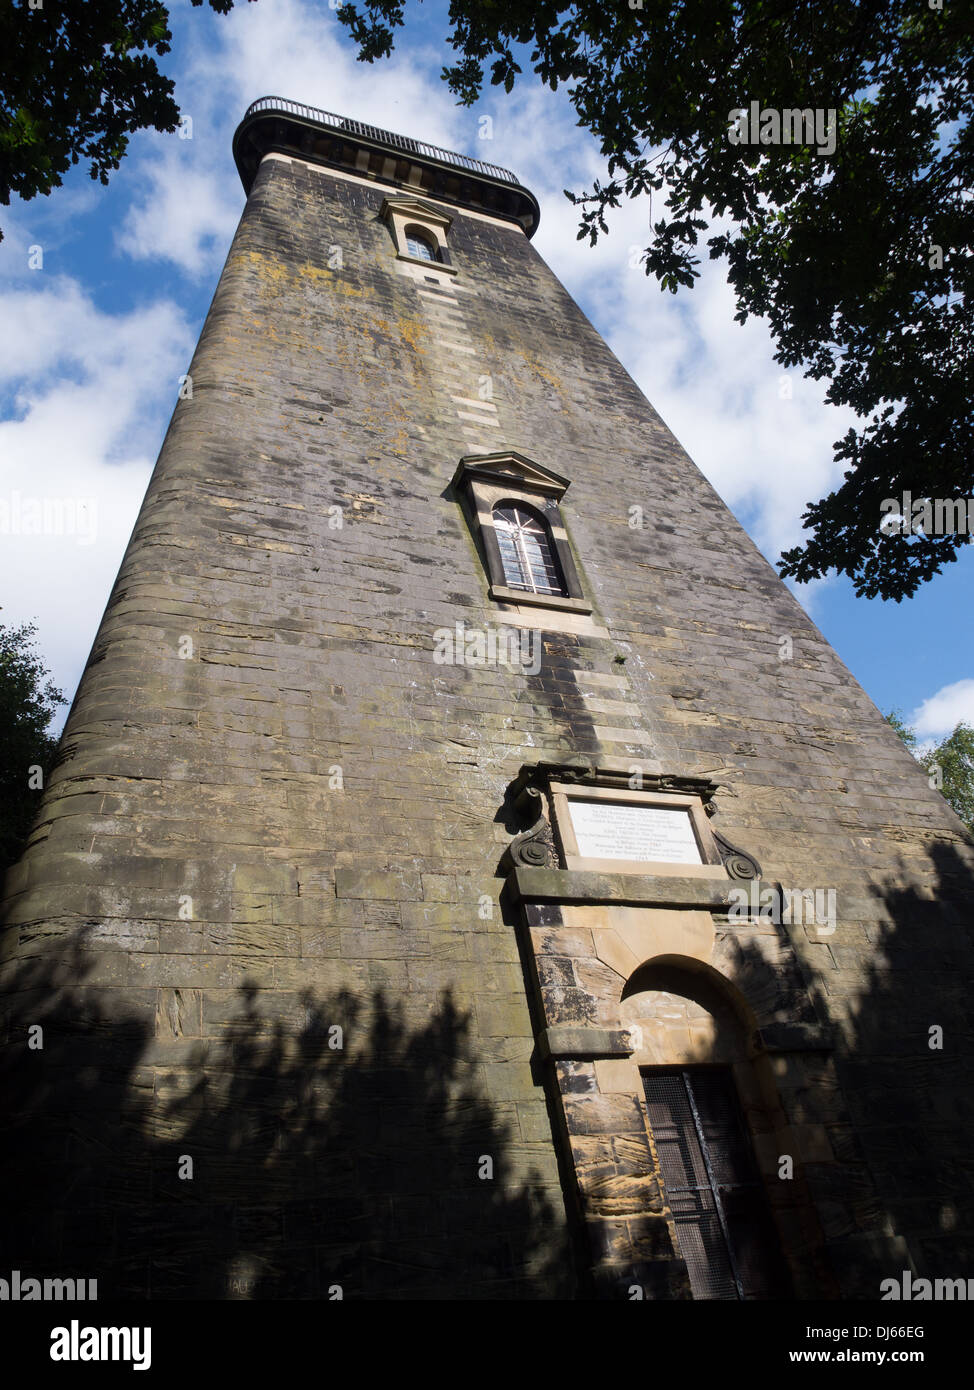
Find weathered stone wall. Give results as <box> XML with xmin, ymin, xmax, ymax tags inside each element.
<box><xmin>2</xmin><ymin>147</ymin><xmax>973</xmax><ymax>1299</ymax></box>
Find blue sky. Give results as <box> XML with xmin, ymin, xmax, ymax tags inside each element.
<box><xmin>2</xmin><ymin>0</ymin><xmax>971</xmax><ymax>740</ymax></box>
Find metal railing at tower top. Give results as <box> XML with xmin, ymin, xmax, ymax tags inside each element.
<box><xmin>240</xmin><ymin>96</ymin><xmax>523</xmax><ymax>186</ymax></box>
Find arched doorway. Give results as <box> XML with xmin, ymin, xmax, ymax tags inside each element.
<box><xmin>621</xmin><ymin>956</ymin><xmax>792</xmax><ymax>1299</ymax></box>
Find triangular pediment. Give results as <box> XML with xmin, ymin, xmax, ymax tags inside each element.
<box><xmin>380</xmin><ymin>196</ymin><xmax>453</xmax><ymax>230</ymax></box>
<box><xmin>453</xmin><ymin>451</ymin><xmax>571</xmax><ymax>497</ymax></box>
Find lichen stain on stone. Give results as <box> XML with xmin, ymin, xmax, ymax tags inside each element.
<box><xmin>391</xmin><ymin>316</ymin><xmax>429</xmax><ymax>356</ymax></box>
<box><xmin>300</xmin><ymin>264</ymin><xmax>364</xmax><ymax>299</ymax></box>
<box><xmin>235</xmin><ymin>250</ymin><xmax>364</xmax><ymax>301</ymax></box>
<box><xmin>387</xmin><ymin>428</ymin><xmax>411</xmax><ymax>457</ymax></box>
<box><xmin>513</xmin><ymin>346</ymin><xmax>564</xmax><ymax>393</ymax></box>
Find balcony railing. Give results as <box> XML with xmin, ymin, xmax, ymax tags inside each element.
<box><xmin>240</xmin><ymin>97</ymin><xmax>522</xmax><ymax>186</ymax></box>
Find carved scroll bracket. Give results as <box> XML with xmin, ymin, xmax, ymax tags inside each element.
<box><xmin>704</xmin><ymin>798</ymin><xmax>762</xmax><ymax>880</ymax></box>
<box><xmin>501</xmin><ymin>783</ymin><xmax>557</xmax><ymax>870</ymax></box>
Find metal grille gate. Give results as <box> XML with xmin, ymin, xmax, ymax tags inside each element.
<box><xmin>641</xmin><ymin>1067</ymin><xmax>787</xmax><ymax>1300</ymax></box>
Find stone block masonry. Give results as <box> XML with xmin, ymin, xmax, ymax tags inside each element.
<box><xmin>2</xmin><ymin>111</ymin><xmax>973</xmax><ymax>1300</ymax></box>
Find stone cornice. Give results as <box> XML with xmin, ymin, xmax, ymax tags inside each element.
<box><xmin>233</xmin><ymin>97</ymin><xmax>541</xmax><ymax>236</ymax></box>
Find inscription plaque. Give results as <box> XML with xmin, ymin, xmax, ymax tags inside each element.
<box><xmin>567</xmin><ymin>799</ymin><xmax>703</xmax><ymax>864</ymax></box>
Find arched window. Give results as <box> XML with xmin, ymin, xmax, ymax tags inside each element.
<box><xmin>492</xmin><ymin>504</ymin><xmax>566</xmax><ymax>596</ymax></box>
<box><xmin>451</xmin><ymin>453</ymin><xmax>592</xmax><ymax>616</ymax></box>
<box><xmin>405</xmin><ymin>229</ymin><xmax>437</xmax><ymax>262</ymax></box>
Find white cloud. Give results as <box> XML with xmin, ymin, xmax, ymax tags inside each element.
<box><xmin>213</xmin><ymin>0</ymin><xmax>471</xmax><ymax>147</ymax></box>
<box><xmin>114</xmin><ymin>0</ymin><xmax>478</xmax><ymax>276</ymax></box>
<box><xmin>113</xmin><ymin>0</ymin><xmax>854</xmax><ymax>570</ymax></box>
<box><xmin>115</xmin><ymin>145</ymin><xmax>240</xmax><ymax>276</ymax></box>
<box><xmin>0</xmin><ymin>0</ymin><xmax>875</xmax><ymax>721</ymax></box>
<box><xmin>489</xmin><ymin>86</ymin><xmax>855</xmax><ymax>567</ymax></box>
<box><xmin>911</xmin><ymin>681</ymin><xmax>974</xmax><ymax>739</ymax></box>
<box><xmin>0</xmin><ymin>277</ymin><xmax>193</xmax><ymax>720</ymax></box>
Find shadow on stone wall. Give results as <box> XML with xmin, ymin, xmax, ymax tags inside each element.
<box><xmin>834</xmin><ymin>836</ymin><xmax>974</xmax><ymax>1282</ymax></box>
<box><xmin>3</xmin><ymin>837</ymin><xmax>972</xmax><ymax>1300</ymax></box>
<box><xmin>0</xmin><ymin>934</ymin><xmax>567</xmax><ymax>1299</ymax></box>
<box><xmin>714</xmin><ymin>835</ymin><xmax>974</xmax><ymax>1291</ymax></box>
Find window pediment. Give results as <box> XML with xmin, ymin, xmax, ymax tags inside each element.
<box><xmin>452</xmin><ymin>451</ymin><xmax>570</xmax><ymax>499</ymax></box>
<box><xmin>379</xmin><ymin>196</ymin><xmax>453</xmax><ymax>232</ymax></box>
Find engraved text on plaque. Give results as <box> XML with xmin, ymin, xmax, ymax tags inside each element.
<box><xmin>567</xmin><ymin>800</ymin><xmax>703</xmax><ymax>865</ymax></box>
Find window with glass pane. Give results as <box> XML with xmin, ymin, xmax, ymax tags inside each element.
<box><xmin>405</xmin><ymin>232</ymin><xmax>436</xmax><ymax>261</ymax></box>
<box><xmin>492</xmin><ymin>505</ymin><xmax>565</xmax><ymax>596</ymax></box>
<box><xmin>641</xmin><ymin>1067</ymin><xmax>788</xmax><ymax>1300</ymax></box>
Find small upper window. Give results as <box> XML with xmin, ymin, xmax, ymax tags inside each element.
<box><xmin>405</xmin><ymin>231</ymin><xmax>437</xmax><ymax>262</ymax></box>
<box><xmin>382</xmin><ymin>199</ymin><xmax>456</xmax><ymax>275</ymax></box>
<box><xmin>493</xmin><ymin>504</ymin><xmax>566</xmax><ymax>596</ymax></box>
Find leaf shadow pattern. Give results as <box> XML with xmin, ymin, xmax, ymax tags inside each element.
<box><xmin>713</xmin><ymin>835</ymin><xmax>974</xmax><ymax>1293</ymax></box>
<box><xmin>839</xmin><ymin>837</ymin><xmax>974</xmax><ymax>1281</ymax></box>
<box><xmin>0</xmin><ymin>934</ymin><xmax>569</xmax><ymax>1299</ymax></box>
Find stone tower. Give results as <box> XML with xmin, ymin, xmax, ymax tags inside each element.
<box><xmin>2</xmin><ymin>97</ymin><xmax>973</xmax><ymax>1302</ymax></box>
